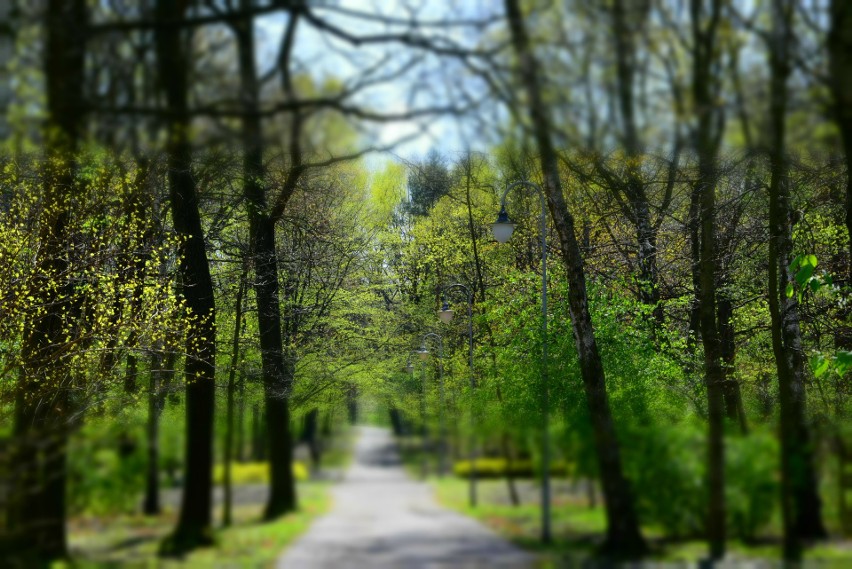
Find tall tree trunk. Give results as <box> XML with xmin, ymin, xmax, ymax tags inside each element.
<box><xmin>236</xmin><ymin>376</ymin><xmax>247</xmax><ymax>462</ymax></box>
<box><xmin>266</xmin><ymin>356</ymin><xmax>297</xmax><ymax>517</ymax></box>
<box><xmin>767</xmin><ymin>1</ymin><xmax>827</xmax><ymax>560</ymax></box>
<box><xmin>9</xmin><ymin>0</ymin><xmax>86</xmax><ymax>563</ymax></box>
<box><xmin>251</xmin><ymin>403</ymin><xmax>265</xmax><ymax>462</ymax></box>
<box><xmin>233</xmin><ymin>8</ymin><xmax>297</xmax><ymax>519</ymax></box>
<box><xmin>694</xmin><ymin>158</ymin><xmax>727</xmax><ymax>560</ymax></box>
<box><xmin>156</xmin><ymin>0</ymin><xmax>216</xmax><ymax>553</ymax></box>
<box><xmin>504</xmin><ymin>0</ymin><xmax>646</xmax><ymax>557</ymax></box>
<box><xmin>304</xmin><ymin>408</ymin><xmax>322</xmax><ymax>473</ymax></box>
<box><xmin>690</xmin><ymin>0</ymin><xmax>728</xmax><ymax>558</ymax></box>
<box><xmin>828</xmin><ymin>0</ymin><xmax>852</xmax><ymax>399</ymax></box>
<box><xmin>610</xmin><ymin>0</ymin><xmax>663</xmax><ymax>326</ymax></box>
<box><xmin>347</xmin><ymin>384</ymin><xmax>358</xmax><ymax>424</ymax></box>
<box><xmin>828</xmin><ymin>0</ymin><xmax>852</xmax><ymax>282</ymax></box>
<box><xmin>144</xmin><ymin>349</ymin><xmax>165</xmax><ymax>516</ymax></box>
<box><xmin>718</xmin><ymin>293</ymin><xmax>748</xmax><ymax>434</ymax></box>
<box><xmin>223</xmin><ymin>264</ymin><xmax>248</xmax><ymax>527</ymax></box>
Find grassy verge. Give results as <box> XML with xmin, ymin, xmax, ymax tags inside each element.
<box><xmin>433</xmin><ymin>476</ymin><xmax>852</xmax><ymax>567</ymax></box>
<box><xmin>60</xmin><ymin>480</ymin><xmax>331</xmax><ymax>568</ymax></box>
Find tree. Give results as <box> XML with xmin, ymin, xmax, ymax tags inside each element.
<box><xmin>155</xmin><ymin>0</ymin><xmax>217</xmax><ymax>553</ymax></box>
<box><xmin>828</xmin><ymin>0</ymin><xmax>852</xmax><ymax>278</ymax></box>
<box><xmin>406</xmin><ymin>149</ymin><xmax>452</xmax><ymax>216</ymax></box>
<box><xmin>232</xmin><ymin>2</ymin><xmax>298</xmax><ymax>519</ymax></box>
<box><xmin>689</xmin><ymin>0</ymin><xmax>728</xmax><ymax>558</ymax></box>
<box><xmin>503</xmin><ymin>0</ymin><xmax>647</xmax><ymax>557</ymax></box>
<box><xmin>7</xmin><ymin>0</ymin><xmax>86</xmax><ymax>562</ymax></box>
<box><xmin>765</xmin><ymin>0</ymin><xmax>827</xmax><ymax>559</ymax></box>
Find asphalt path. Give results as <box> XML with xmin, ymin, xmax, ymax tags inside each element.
<box><xmin>277</xmin><ymin>426</ymin><xmax>538</xmax><ymax>569</ymax></box>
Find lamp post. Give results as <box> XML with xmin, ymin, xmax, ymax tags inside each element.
<box><xmin>439</xmin><ymin>284</ymin><xmax>478</xmax><ymax>508</ymax></box>
<box><xmin>492</xmin><ymin>180</ymin><xmax>551</xmax><ymax>544</ymax></box>
<box><xmin>419</xmin><ymin>332</ymin><xmax>447</xmax><ymax>477</ymax></box>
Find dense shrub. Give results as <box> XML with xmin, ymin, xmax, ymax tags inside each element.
<box><xmin>625</xmin><ymin>421</ymin><xmax>779</xmax><ymax>539</ymax></box>
<box><xmin>67</xmin><ymin>414</ymin><xmax>147</xmax><ymax>516</ymax></box>
<box><xmin>627</xmin><ymin>422</ymin><xmax>706</xmax><ymax>538</ymax></box>
<box><xmin>453</xmin><ymin>457</ymin><xmax>570</xmax><ymax>479</ymax></box>
<box><xmin>213</xmin><ymin>461</ymin><xmax>309</xmax><ymax>484</ymax></box>
<box><xmin>726</xmin><ymin>429</ymin><xmax>779</xmax><ymax>541</ymax></box>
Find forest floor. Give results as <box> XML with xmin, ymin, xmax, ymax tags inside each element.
<box><xmin>64</xmin><ymin>481</ymin><xmax>329</xmax><ymax>567</ymax></box>
<box><xmin>59</xmin><ymin>433</ymin><xmax>352</xmax><ymax>568</ymax></box>
<box><xmin>276</xmin><ymin>425</ymin><xmax>538</xmax><ymax>568</ymax></box>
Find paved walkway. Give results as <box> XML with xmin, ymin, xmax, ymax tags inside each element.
<box><xmin>277</xmin><ymin>426</ymin><xmax>538</xmax><ymax>569</ymax></box>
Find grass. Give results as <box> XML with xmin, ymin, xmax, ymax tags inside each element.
<box><xmin>59</xmin><ymin>480</ymin><xmax>331</xmax><ymax>568</ymax></box>
<box><xmin>432</xmin><ymin>476</ymin><xmax>852</xmax><ymax>568</ymax></box>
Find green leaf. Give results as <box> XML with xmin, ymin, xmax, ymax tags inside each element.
<box><xmin>810</xmin><ymin>354</ymin><xmax>829</xmax><ymax>378</ymax></box>
<box><xmin>795</xmin><ymin>264</ymin><xmax>815</xmax><ymax>287</ymax></box>
<box><xmin>789</xmin><ymin>254</ymin><xmax>804</xmax><ymax>271</ymax></box>
<box><xmin>836</xmin><ymin>351</ymin><xmax>852</xmax><ymax>377</ymax></box>
<box><xmin>785</xmin><ymin>283</ymin><xmax>794</xmax><ymax>298</ymax></box>
<box><xmin>809</xmin><ymin>278</ymin><xmax>821</xmax><ymax>293</ymax></box>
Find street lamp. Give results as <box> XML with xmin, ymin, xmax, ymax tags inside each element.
<box><xmin>418</xmin><ymin>332</ymin><xmax>447</xmax><ymax>477</ymax></box>
<box><xmin>416</xmin><ymin>345</ymin><xmax>430</xmax><ymax>361</ymax></box>
<box><xmin>491</xmin><ymin>205</ymin><xmax>517</xmax><ymax>244</ymax></box>
<box><xmin>492</xmin><ymin>180</ymin><xmax>552</xmax><ymax>544</ymax></box>
<box><xmin>439</xmin><ymin>284</ymin><xmax>478</xmax><ymax>508</ymax></box>
<box><xmin>438</xmin><ymin>301</ymin><xmax>454</xmax><ymax>324</ymax></box>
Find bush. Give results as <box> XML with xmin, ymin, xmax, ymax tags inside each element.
<box><xmin>453</xmin><ymin>458</ymin><xmax>569</xmax><ymax>479</ymax></box>
<box><xmin>66</xmin><ymin>413</ymin><xmax>148</xmax><ymax>516</ymax></box>
<box><xmin>626</xmin><ymin>421</ymin><xmax>779</xmax><ymax>540</ymax></box>
<box><xmin>213</xmin><ymin>461</ymin><xmax>309</xmax><ymax>484</ymax></box>
<box><xmin>726</xmin><ymin>429</ymin><xmax>779</xmax><ymax>541</ymax></box>
<box><xmin>627</xmin><ymin>423</ymin><xmax>706</xmax><ymax>538</ymax></box>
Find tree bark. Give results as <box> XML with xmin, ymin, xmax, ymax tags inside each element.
<box><xmin>504</xmin><ymin>0</ymin><xmax>646</xmax><ymax>557</ymax></box>
<box><xmin>233</xmin><ymin>7</ymin><xmax>297</xmax><ymax>519</ymax></box>
<box><xmin>144</xmin><ymin>349</ymin><xmax>166</xmax><ymax>516</ymax></box>
<box><xmin>718</xmin><ymin>294</ymin><xmax>748</xmax><ymax>434</ymax></box>
<box><xmin>236</xmin><ymin>376</ymin><xmax>247</xmax><ymax>462</ymax></box>
<box><xmin>348</xmin><ymin>384</ymin><xmax>358</xmax><ymax>424</ymax></box>
<box><xmin>304</xmin><ymin>408</ymin><xmax>322</xmax><ymax>473</ymax></box>
<box><xmin>609</xmin><ymin>0</ymin><xmax>663</xmax><ymax>325</ymax></box>
<box><xmin>828</xmin><ymin>0</ymin><xmax>852</xmax><ymax>283</ymax></box>
<box><xmin>156</xmin><ymin>0</ymin><xmax>217</xmax><ymax>553</ymax></box>
<box><xmin>251</xmin><ymin>403</ymin><xmax>266</xmax><ymax>462</ymax></box>
<box><xmin>694</xmin><ymin>157</ymin><xmax>727</xmax><ymax>560</ymax></box>
<box><xmin>9</xmin><ymin>0</ymin><xmax>86</xmax><ymax>563</ymax></box>
<box><xmin>767</xmin><ymin>1</ymin><xmax>827</xmax><ymax>559</ymax></box>
<box><xmin>689</xmin><ymin>0</ymin><xmax>728</xmax><ymax>558</ymax></box>
<box><xmin>223</xmin><ymin>264</ymin><xmax>248</xmax><ymax>527</ymax></box>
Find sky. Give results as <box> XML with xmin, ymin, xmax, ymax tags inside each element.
<box><xmin>254</xmin><ymin>0</ymin><xmax>504</xmax><ymax>169</ymax></box>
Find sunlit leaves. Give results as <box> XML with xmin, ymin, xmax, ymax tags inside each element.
<box><xmin>809</xmin><ymin>350</ymin><xmax>852</xmax><ymax>379</ymax></box>
<box><xmin>0</xmin><ymin>151</ymin><xmax>188</xmax><ymax>412</ymax></box>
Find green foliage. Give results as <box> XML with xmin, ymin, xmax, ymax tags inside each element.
<box><xmin>212</xmin><ymin>461</ymin><xmax>309</xmax><ymax>485</ymax></box>
<box><xmin>0</xmin><ymin>152</ymin><xmax>187</xmax><ymax>411</ymax></box>
<box><xmin>626</xmin><ymin>422</ymin><xmax>706</xmax><ymax>538</ymax></box>
<box><xmin>453</xmin><ymin>457</ymin><xmax>570</xmax><ymax>479</ymax></box>
<box><xmin>726</xmin><ymin>430</ymin><xmax>780</xmax><ymax>541</ymax></box>
<box><xmin>786</xmin><ymin>254</ymin><xmax>832</xmax><ymax>302</ymax></box>
<box><xmin>67</xmin><ymin>412</ymin><xmax>147</xmax><ymax>517</ymax></box>
<box><xmin>625</xmin><ymin>420</ymin><xmax>779</xmax><ymax>540</ymax></box>
<box><xmin>405</xmin><ymin>149</ymin><xmax>452</xmax><ymax>217</ymax></box>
